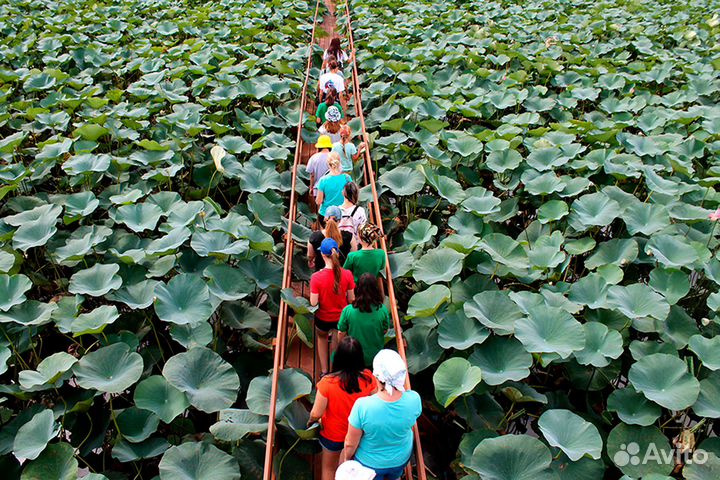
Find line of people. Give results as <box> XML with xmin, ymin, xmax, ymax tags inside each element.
<box><xmin>301</xmin><ymin>37</ymin><xmax>420</xmax><ymax>480</ymax></box>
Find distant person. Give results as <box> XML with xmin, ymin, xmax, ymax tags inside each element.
<box><xmin>316</xmin><ymin>88</ymin><xmax>344</xmax><ymax>125</ymax></box>
<box><xmin>343</xmin><ymin>223</ymin><xmax>385</xmax><ymax>282</ymax></box>
<box><xmin>323</xmin><ymin>37</ymin><xmax>350</xmax><ymax>72</ymax></box>
<box><xmin>306</xmin><ymin>135</ymin><xmax>334</xmax><ymax>197</ymax></box>
<box><xmin>310</xmin><ymin>238</ymin><xmax>356</xmax><ymax>375</ymax></box>
<box><xmin>343</xmin><ymin>350</ymin><xmax>422</xmax><ymax>480</ymax></box>
<box><xmin>338</xmin><ymin>273</ymin><xmax>391</xmax><ymax>366</ymax></box>
<box><xmin>316</xmin><ymin>153</ymin><xmax>351</xmax><ymax>219</ymax></box>
<box><xmin>319</xmin><ymin>106</ymin><xmax>343</xmax><ymax>143</ymax></box>
<box><xmin>319</xmin><ymin>60</ymin><xmax>345</xmax><ymax>101</ymax></box>
<box><xmin>308</xmin><ymin>337</ymin><xmax>377</xmax><ymax>480</ymax></box>
<box><xmin>308</xmin><ymin>206</ymin><xmax>353</xmax><ymax>272</ymax></box>
<box><xmin>333</xmin><ymin>125</ymin><xmax>366</xmax><ymax>173</ymax></box>
<box><xmin>338</xmin><ymin>182</ymin><xmax>367</xmax><ymax>249</ymax></box>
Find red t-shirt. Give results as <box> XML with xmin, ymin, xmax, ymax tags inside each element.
<box><xmin>317</xmin><ymin>370</ymin><xmax>377</xmax><ymax>442</ymax></box>
<box><xmin>310</xmin><ymin>268</ymin><xmax>355</xmax><ymax>323</ymax></box>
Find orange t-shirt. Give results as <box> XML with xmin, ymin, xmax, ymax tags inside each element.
<box><xmin>317</xmin><ymin>370</ymin><xmax>377</xmax><ymax>442</ymax></box>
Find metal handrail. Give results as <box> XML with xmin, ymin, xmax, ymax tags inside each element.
<box><xmin>263</xmin><ymin>0</ymin><xmax>321</xmax><ymax>477</ymax></box>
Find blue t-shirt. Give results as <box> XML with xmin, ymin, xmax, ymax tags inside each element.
<box><xmin>317</xmin><ymin>173</ymin><xmax>351</xmax><ymax>216</ymax></box>
<box><xmin>332</xmin><ymin>142</ymin><xmax>358</xmax><ymax>172</ymax></box>
<box><xmin>348</xmin><ymin>391</ymin><xmax>422</xmax><ymax>469</ymax></box>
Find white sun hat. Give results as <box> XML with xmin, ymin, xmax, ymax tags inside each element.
<box><xmin>372</xmin><ymin>349</ymin><xmax>407</xmax><ymax>394</ymax></box>
<box><xmin>335</xmin><ymin>460</ymin><xmax>376</xmax><ymax>480</ymax></box>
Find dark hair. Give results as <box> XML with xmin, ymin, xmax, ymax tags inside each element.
<box><xmin>343</xmin><ymin>182</ymin><xmax>358</xmax><ymax>204</ymax></box>
<box><xmin>331</xmin><ymin>336</ymin><xmax>369</xmax><ymax>394</ymax></box>
<box><xmin>328</xmin><ymin>59</ymin><xmax>338</xmax><ymax>71</ymax></box>
<box><xmin>328</xmin><ymin>37</ymin><xmax>342</xmax><ymax>61</ymax></box>
<box><xmin>353</xmin><ymin>273</ymin><xmax>384</xmax><ymax>313</ymax></box>
<box><xmin>325</xmin><ymin>88</ymin><xmax>337</xmax><ymax>106</ymax></box>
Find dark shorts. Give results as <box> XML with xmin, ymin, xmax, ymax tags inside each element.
<box><xmin>318</xmin><ymin>434</ymin><xmax>344</xmax><ymax>452</ymax></box>
<box><xmin>358</xmin><ymin>460</ymin><xmax>408</xmax><ymax>480</ymax></box>
<box><xmin>315</xmin><ymin>316</ymin><xmax>338</xmax><ymax>332</ymax></box>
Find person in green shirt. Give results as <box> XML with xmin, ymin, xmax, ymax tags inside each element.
<box><xmin>343</xmin><ymin>223</ymin><xmax>386</xmax><ymax>282</ymax></box>
<box><xmin>338</xmin><ymin>273</ymin><xmax>391</xmax><ymax>366</ymax></box>
<box><xmin>315</xmin><ymin>88</ymin><xmax>344</xmax><ymax>125</ymax></box>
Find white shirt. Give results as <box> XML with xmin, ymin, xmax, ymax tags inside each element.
<box><xmin>319</xmin><ymin>72</ymin><xmax>345</xmax><ymax>93</ymax></box>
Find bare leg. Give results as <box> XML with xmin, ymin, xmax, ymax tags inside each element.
<box><xmin>316</xmin><ymin>328</ymin><xmax>329</xmax><ymax>374</ymax></box>
<box><xmin>329</xmin><ymin>328</ymin><xmax>339</xmax><ymax>366</ymax></box>
<box><xmin>321</xmin><ymin>449</ymin><xmax>341</xmax><ymax>480</ymax></box>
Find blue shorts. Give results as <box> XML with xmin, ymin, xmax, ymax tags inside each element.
<box><xmin>318</xmin><ymin>434</ymin><xmax>344</xmax><ymax>452</ymax></box>
<box><xmin>358</xmin><ymin>460</ymin><xmax>408</xmax><ymax>480</ymax></box>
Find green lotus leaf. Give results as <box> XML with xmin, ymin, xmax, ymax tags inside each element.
<box><xmin>538</xmin><ymin>200</ymin><xmax>569</xmax><ymax>224</ymax></box>
<box><xmin>428</xmin><ymin>174</ymin><xmax>467</xmax><ymax>204</ymax></box>
<box><xmin>486</xmin><ymin>149</ymin><xmax>522</xmax><ymax>173</ymax></box>
<box><xmin>464</xmin><ymin>290</ymin><xmax>525</xmax><ymax>335</ymax></box>
<box><xmin>628</xmin><ymin>353</ymin><xmax>700</xmax><ymax>410</ymax></box>
<box><xmin>379</xmin><ymin>166</ymin><xmax>426</xmax><ymax>196</ymax></box>
<box><xmin>567</xmin><ymin>274</ymin><xmax>609</xmax><ymax>309</ymax></box>
<box><xmin>461</xmin><ymin>187</ymin><xmax>502</xmax><ymax>216</ymax></box>
<box><xmin>13</xmin><ymin>410</ymin><xmax>58</xmax><ymax>461</ymax></box>
<box><xmin>219</xmin><ymin>301</ymin><xmax>271</xmax><ymax>335</ymax></box>
<box><xmin>20</xmin><ymin>443</ymin><xmax>77</xmax><ymax>480</ymax></box>
<box><xmin>568</xmin><ymin>192</ymin><xmax>620</xmax><ymax>230</ymax></box>
<box><xmin>683</xmin><ymin>452</ymin><xmax>720</xmax><ymax>480</ymax></box>
<box><xmin>146</xmin><ymin>227</ymin><xmax>192</xmax><ymax>255</ymax></box>
<box><xmin>19</xmin><ymin>352</ymin><xmax>77</xmax><ymax>391</ymax></box>
<box><xmin>438</xmin><ymin>310</ymin><xmax>489</xmax><ymax>350</ymax></box>
<box><xmin>515</xmin><ymin>305</ymin><xmax>585</xmax><ymax>358</ymax></box>
<box><xmin>0</xmin><ymin>301</ymin><xmax>57</xmax><ymax>326</ymax></box>
<box><xmin>158</xmin><ymin>442</ymin><xmax>240</xmax><ymax>480</ymax></box>
<box><xmin>62</xmin><ymin>153</ymin><xmax>111</xmax><ymax>176</ymax></box>
<box><xmin>209</xmin><ymin>409</ymin><xmax>268</xmax><ymax>441</ymax></box>
<box><xmin>608</xmin><ymin>283</ymin><xmax>670</xmax><ymax>321</ymax></box>
<box><xmin>433</xmin><ymin>357</ymin><xmax>482</xmax><ymax>408</ymax></box>
<box><xmin>68</xmin><ymin>263</ymin><xmax>122</xmax><ymax>297</ymax></box>
<box><xmin>169</xmin><ymin>322</ymin><xmax>213</xmax><ymax>348</ymax></box>
<box><xmin>467</xmin><ymin>434</ymin><xmax>556</xmax><ymax>480</ymax></box>
<box><xmin>469</xmin><ymin>336</ymin><xmax>532</xmax><ymax>386</ymax></box>
<box><xmin>70</xmin><ymin>304</ymin><xmax>119</xmax><ymax>336</ymax></box>
<box><xmin>116</xmin><ymin>407</ymin><xmax>159</xmax><ymax>443</ymax></box>
<box><xmin>406</xmin><ymin>284</ymin><xmax>451</xmax><ymax>318</ymax></box>
<box><xmin>413</xmin><ymin>247</ymin><xmax>465</xmax><ymax>284</ymax></box>
<box><xmin>217</xmin><ymin>135</ymin><xmax>252</xmax><ymax>154</ymax></box>
<box><xmin>623</xmin><ymin>202</ymin><xmax>670</xmax><ymax>235</ymax></box>
<box><xmin>564</xmin><ymin>237</ymin><xmax>596</xmax><ymax>255</ymax></box>
<box><xmin>133</xmin><ymin>375</ymin><xmax>190</xmax><ymax>424</ymax></box>
<box><xmin>538</xmin><ymin>410</ymin><xmax>602</xmax><ymax>462</ymax></box>
<box><xmin>527</xmin><ymin>231</ymin><xmax>566</xmax><ymax>269</ymax></box>
<box><xmin>154</xmin><ymin>273</ymin><xmax>213</xmax><ymax>325</ymax></box>
<box><xmin>163</xmin><ymin>347</ymin><xmax>240</xmax><ymax>413</ymax></box>
<box><xmin>607</xmin><ymin>424</ymin><xmax>673</xmax><ymax>477</ymax></box>
<box><xmin>607</xmin><ymin>386</ymin><xmax>662</xmax><ymax>426</ymax></box>
<box><xmin>404</xmin><ymin>219</ymin><xmax>438</xmax><ymax>247</ymax></box>
<box><xmin>73</xmin><ymin>124</ymin><xmax>109</xmax><ymax>141</ymax></box>
<box><xmin>112</xmin><ymin>437</ymin><xmax>169</xmax><ymax>463</ymax></box>
<box><xmin>73</xmin><ymin>342</ymin><xmax>144</xmax><ymax>393</ymax></box>
<box><xmin>688</xmin><ymin>335</ymin><xmax>720</xmax><ymax>370</ymax></box>
<box><xmin>405</xmin><ymin>325</ymin><xmax>443</xmax><ymax>374</ymax></box>
<box><xmin>4</xmin><ymin>204</ymin><xmax>62</xmax><ymax>251</ymax></box>
<box><xmin>204</xmin><ymin>264</ymin><xmax>254</xmax><ymax>301</ymax></box>
<box><xmin>191</xmin><ymin>231</ymin><xmax>249</xmax><ymax>256</ymax></box>
<box><xmin>0</xmin><ymin>274</ymin><xmax>32</xmax><ymax>311</ymax></box>
<box><xmin>523</xmin><ymin>172</ymin><xmax>565</xmax><ymax>196</ymax></box>
<box><xmin>166</xmin><ymin>201</ymin><xmax>204</xmax><ymax>228</ymax></box>
<box><xmin>584</xmin><ymin>239</ymin><xmax>638</xmax><ymax>270</ymax></box>
<box><xmin>573</xmin><ymin>322</ymin><xmax>623</xmax><ymax>367</ymax></box>
<box><xmin>246</xmin><ymin>368</ymin><xmax>311</xmax><ymax>417</ymax></box>
<box><xmin>23</xmin><ymin>72</ymin><xmax>57</xmax><ymax>92</ymax></box>
<box><xmin>692</xmin><ymin>371</ymin><xmax>720</xmax><ymax>418</ymax></box>
<box><xmin>113</xmin><ymin>203</ymin><xmax>164</xmax><ymax>233</ymax></box>
<box><xmin>0</xmin><ymin>250</ymin><xmax>16</xmax><ymax>273</ymax></box>
<box><xmin>0</xmin><ymin>346</ymin><xmax>11</xmax><ymax>375</ymax></box>
<box><xmin>649</xmin><ymin>268</ymin><xmax>690</xmax><ymax>305</ymax></box>
<box><xmin>107</xmin><ymin>280</ymin><xmax>159</xmax><ymax>309</ymax></box>
<box><xmin>645</xmin><ymin>234</ymin><xmax>702</xmax><ymax>269</ymax></box>
<box><xmin>551</xmin><ymin>455</ymin><xmax>605</xmax><ymax>480</ymax></box>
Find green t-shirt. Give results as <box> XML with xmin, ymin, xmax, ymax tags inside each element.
<box><xmin>343</xmin><ymin>248</ymin><xmax>386</xmax><ymax>282</ymax></box>
<box><xmin>338</xmin><ymin>304</ymin><xmax>391</xmax><ymax>366</ymax></box>
<box><xmin>315</xmin><ymin>102</ymin><xmax>344</xmax><ymax>123</ymax></box>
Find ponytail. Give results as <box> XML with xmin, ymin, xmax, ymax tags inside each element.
<box><xmin>325</xmin><ymin>218</ymin><xmax>343</xmax><ymax>246</ymax></box>
<box><xmin>331</xmin><ymin>250</ymin><xmax>342</xmax><ymax>293</ymax></box>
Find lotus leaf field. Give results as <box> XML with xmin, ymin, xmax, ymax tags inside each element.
<box><xmin>0</xmin><ymin>0</ymin><xmax>719</xmax><ymax>477</ymax></box>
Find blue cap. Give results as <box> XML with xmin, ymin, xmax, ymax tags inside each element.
<box><xmin>325</xmin><ymin>205</ymin><xmax>342</xmax><ymax>221</ymax></box>
<box><xmin>320</xmin><ymin>238</ymin><xmax>339</xmax><ymax>255</ymax></box>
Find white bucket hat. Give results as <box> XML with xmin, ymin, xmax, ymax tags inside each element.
<box><xmin>372</xmin><ymin>349</ymin><xmax>407</xmax><ymax>394</ymax></box>
<box><xmin>326</xmin><ymin>105</ymin><xmax>342</xmax><ymax>122</ymax></box>
<box><xmin>335</xmin><ymin>460</ymin><xmax>376</xmax><ymax>480</ymax></box>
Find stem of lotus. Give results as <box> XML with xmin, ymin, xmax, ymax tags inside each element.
<box><xmin>277</xmin><ymin>436</ymin><xmax>303</xmax><ymax>479</ymax></box>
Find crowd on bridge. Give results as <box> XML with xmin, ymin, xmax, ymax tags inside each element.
<box><xmin>300</xmin><ymin>37</ymin><xmax>421</xmax><ymax>480</ymax></box>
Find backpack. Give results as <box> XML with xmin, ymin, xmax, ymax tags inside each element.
<box><xmin>339</xmin><ymin>205</ymin><xmax>360</xmax><ymax>236</ymax></box>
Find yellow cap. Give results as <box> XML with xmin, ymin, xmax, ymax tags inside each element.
<box><xmin>315</xmin><ymin>135</ymin><xmax>334</xmax><ymax>149</ymax></box>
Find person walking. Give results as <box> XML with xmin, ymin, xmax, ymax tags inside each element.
<box><xmin>343</xmin><ymin>223</ymin><xmax>385</xmax><ymax>282</ymax></box>
<box><xmin>332</xmin><ymin>125</ymin><xmax>366</xmax><ymax>173</ymax></box>
<box><xmin>308</xmin><ymin>206</ymin><xmax>353</xmax><ymax>272</ymax></box>
<box><xmin>319</xmin><ymin>106</ymin><xmax>343</xmax><ymax>143</ymax></box>
<box><xmin>310</xmin><ymin>238</ymin><xmax>356</xmax><ymax>376</ymax></box>
<box><xmin>308</xmin><ymin>337</ymin><xmax>377</xmax><ymax>480</ymax></box>
<box><xmin>307</xmin><ymin>135</ymin><xmax>334</xmax><ymax>198</ymax></box>
<box><xmin>316</xmin><ymin>153</ymin><xmax>351</xmax><ymax>220</ymax></box>
<box><xmin>338</xmin><ymin>273</ymin><xmax>391</xmax><ymax>366</ymax></box>
<box><xmin>316</xmin><ymin>88</ymin><xmax>344</xmax><ymax>125</ymax></box>
<box><xmin>342</xmin><ymin>350</ymin><xmax>422</xmax><ymax>480</ymax></box>
<box><xmin>338</xmin><ymin>182</ymin><xmax>367</xmax><ymax>249</ymax></box>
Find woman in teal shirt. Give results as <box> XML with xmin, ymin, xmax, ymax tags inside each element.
<box><xmin>316</xmin><ymin>153</ymin><xmax>351</xmax><ymax>218</ymax></box>
<box><xmin>342</xmin><ymin>350</ymin><xmax>422</xmax><ymax>480</ymax></box>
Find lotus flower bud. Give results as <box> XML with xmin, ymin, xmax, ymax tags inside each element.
<box><xmin>211</xmin><ymin>145</ymin><xmax>226</xmax><ymax>173</ymax></box>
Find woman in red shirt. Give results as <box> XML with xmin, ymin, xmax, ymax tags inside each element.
<box><xmin>310</xmin><ymin>238</ymin><xmax>356</xmax><ymax>375</ymax></box>
<box><xmin>308</xmin><ymin>337</ymin><xmax>377</xmax><ymax>480</ymax></box>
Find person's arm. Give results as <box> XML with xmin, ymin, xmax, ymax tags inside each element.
<box><xmin>310</xmin><ymin>275</ymin><xmax>319</xmax><ymax>306</ymax></box>
<box><xmin>353</xmin><ymin>142</ymin><xmax>366</xmax><ymax>160</ymax></box>
<box><xmin>310</xmin><ymin>292</ymin><xmax>319</xmax><ymax>306</ymax></box>
<box><xmin>307</xmin><ymin>241</ymin><xmax>315</xmax><ymax>268</ymax></box>
<box><xmin>342</xmin><ymin>424</ymin><xmax>364</xmax><ymax>462</ymax></box>
<box><xmin>347</xmin><ymin>289</ymin><xmax>355</xmax><ymax>303</ymax></box>
<box><xmin>315</xmin><ymin>104</ymin><xmax>323</xmax><ymax>125</ymax></box>
<box><xmin>308</xmin><ymin>390</ymin><xmax>328</xmax><ymax>426</ymax></box>
<box><xmin>316</xmin><ymin>190</ymin><xmax>324</xmax><ymax>209</ymax></box>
